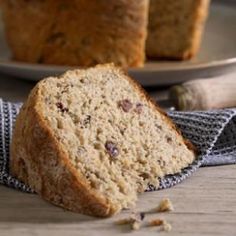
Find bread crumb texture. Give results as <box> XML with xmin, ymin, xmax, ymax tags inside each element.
<box><xmin>11</xmin><ymin>64</ymin><xmax>195</xmax><ymax>216</ymax></box>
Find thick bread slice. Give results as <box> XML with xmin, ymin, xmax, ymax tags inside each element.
<box><xmin>11</xmin><ymin>64</ymin><xmax>196</xmax><ymax>217</ymax></box>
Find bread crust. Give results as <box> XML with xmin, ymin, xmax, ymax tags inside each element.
<box><xmin>147</xmin><ymin>0</ymin><xmax>210</xmax><ymax>60</ymax></box>
<box><xmin>10</xmin><ymin>64</ymin><xmax>196</xmax><ymax>217</ymax></box>
<box><xmin>1</xmin><ymin>0</ymin><xmax>149</xmax><ymax>67</ymax></box>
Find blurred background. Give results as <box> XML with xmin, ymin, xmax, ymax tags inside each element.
<box><xmin>0</xmin><ymin>0</ymin><xmax>235</xmax><ymax>110</ymax></box>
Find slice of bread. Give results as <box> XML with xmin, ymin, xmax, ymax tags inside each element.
<box><xmin>1</xmin><ymin>0</ymin><xmax>149</xmax><ymax>68</ymax></box>
<box><xmin>10</xmin><ymin>64</ymin><xmax>196</xmax><ymax>217</ymax></box>
<box><xmin>147</xmin><ymin>0</ymin><xmax>210</xmax><ymax>60</ymax></box>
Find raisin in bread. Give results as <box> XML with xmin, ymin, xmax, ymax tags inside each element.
<box><xmin>147</xmin><ymin>0</ymin><xmax>210</xmax><ymax>60</ymax></box>
<box><xmin>1</xmin><ymin>0</ymin><xmax>148</xmax><ymax>67</ymax></box>
<box><xmin>11</xmin><ymin>64</ymin><xmax>196</xmax><ymax>217</ymax></box>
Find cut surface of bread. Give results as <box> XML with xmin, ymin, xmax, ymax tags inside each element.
<box><xmin>1</xmin><ymin>0</ymin><xmax>149</xmax><ymax>67</ymax></box>
<box><xmin>147</xmin><ymin>0</ymin><xmax>210</xmax><ymax>60</ymax></box>
<box><xmin>11</xmin><ymin>64</ymin><xmax>196</xmax><ymax>217</ymax></box>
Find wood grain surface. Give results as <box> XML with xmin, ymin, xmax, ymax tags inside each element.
<box><xmin>0</xmin><ymin>165</ymin><xmax>235</xmax><ymax>236</ymax></box>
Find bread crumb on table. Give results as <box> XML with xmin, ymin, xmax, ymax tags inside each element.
<box><xmin>145</xmin><ymin>198</ymin><xmax>174</xmax><ymax>213</ymax></box>
<box><xmin>156</xmin><ymin>198</ymin><xmax>174</xmax><ymax>212</ymax></box>
<box><xmin>131</xmin><ymin>221</ymin><xmax>141</xmax><ymax>230</ymax></box>
<box><xmin>162</xmin><ymin>221</ymin><xmax>172</xmax><ymax>232</ymax></box>
<box><xmin>115</xmin><ymin>218</ymin><xmax>134</xmax><ymax>225</ymax></box>
<box><xmin>148</xmin><ymin>219</ymin><xmax>164</xmax><ymax>226</ymax></box>
<box><xmin>114</xmin><ymin>217</ymin><xmax>141</xmax><ymax>231</ymax></box>
<box><xmin>148</xmin><ymin>219</ymin><xmax>172</xmax><ymax>232</ymax></box>
<box><xmin>115</xmin><ymin>212</ymin><xmax>145</xmax><ymax>227</ymax></box>
<box><xmin>115</xmin><ymin>198</ymin><xmax>173</xmax><ymax>232</ymax></box>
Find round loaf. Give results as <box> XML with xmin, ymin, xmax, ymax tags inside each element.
<box><xmin>1</xmin><ymin>0</ymin><xmax>149</xmax><ymax>67</ymax></box>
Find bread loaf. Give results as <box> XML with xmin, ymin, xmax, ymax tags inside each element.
<box><xmin>1</xmin><ymin>0</ymin><xmax>149</xmax><ymax>67</ymax></box>
<box><xmin>11</xmin><ymin>64</ymin><xmax>196</xmax><ymax>217</ymax></box>
<box><xmin>147</xmin><ymin>0</ymin><xmax>210</xmax><ymax>60</ymax></box>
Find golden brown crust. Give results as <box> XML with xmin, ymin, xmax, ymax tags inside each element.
<box><xmin>147</xmin><ymin>0</ymin><xmax>210</xmax><ymax>60</ymax></box>
<box><xmin>1</xmin><ymin>0</ymin><xmax>149</xmax><ymax>68</ymax></box>
<box><xmin>11</xmin><ymin>64</ymin><xmax>196</xmax><ymax>217</ymax></box>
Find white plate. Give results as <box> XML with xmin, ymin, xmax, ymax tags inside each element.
<box><xmin>0</xmin><ymin>0</ymin><xmax>236</xmax><ymax>86</ymax></box>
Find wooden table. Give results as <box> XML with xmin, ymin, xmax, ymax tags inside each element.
<box><xmin>0</xmin><ymin>166</ymin><xmax>235</xmax><ymax>236</ymax></box>
<box><xmin>0</xmin><ymin>75</ymin><xmax>235</xmax><ymax>236</ymax></box>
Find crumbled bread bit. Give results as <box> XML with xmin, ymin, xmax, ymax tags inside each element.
<box><xmin>145</xmin><ymin>198</ymin><xmax>174</xmax><ymax>213</ymax></box>
<box><xmin>115</xmin><ymin>211</ymin><xmax>171</xmax><ymax>232</ymax></box>
<box><xmin>115</xmin><ymin>218</ymin><xmax>134</xmax><ymax>225</ymax></box>
<box><xmin>115</xmin><ymin>212</ymin><xmax>144</xmax><ymax>229</ymax></box>
<box><xmin>115</xmin><ymin>213</ymin><xmax>138</xmax><ymax>224</ymax></box>
<box><xmin>156</xmin><ymin>198</ymin><xmax>174</xmax><ymax>212</ymax></box>
<box><xmin>131</xmin><ymin>221</ymin><xmax>140</xmax><ymax>230</ymax></box>
<box><xmin>162</xmin><ymin>221</ymin><xmax>172</xmax><ymax>232</ymax></box>
<box><xmin>148</xmin><ymin>219</ymin><xmax>164</xmax><ymax>227</ymax></box>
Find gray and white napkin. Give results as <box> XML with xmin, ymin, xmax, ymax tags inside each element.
<box><xmin>0</xmin><ymin>99</ymin><xmax>235</xmax><ymax>193</ymax></box>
